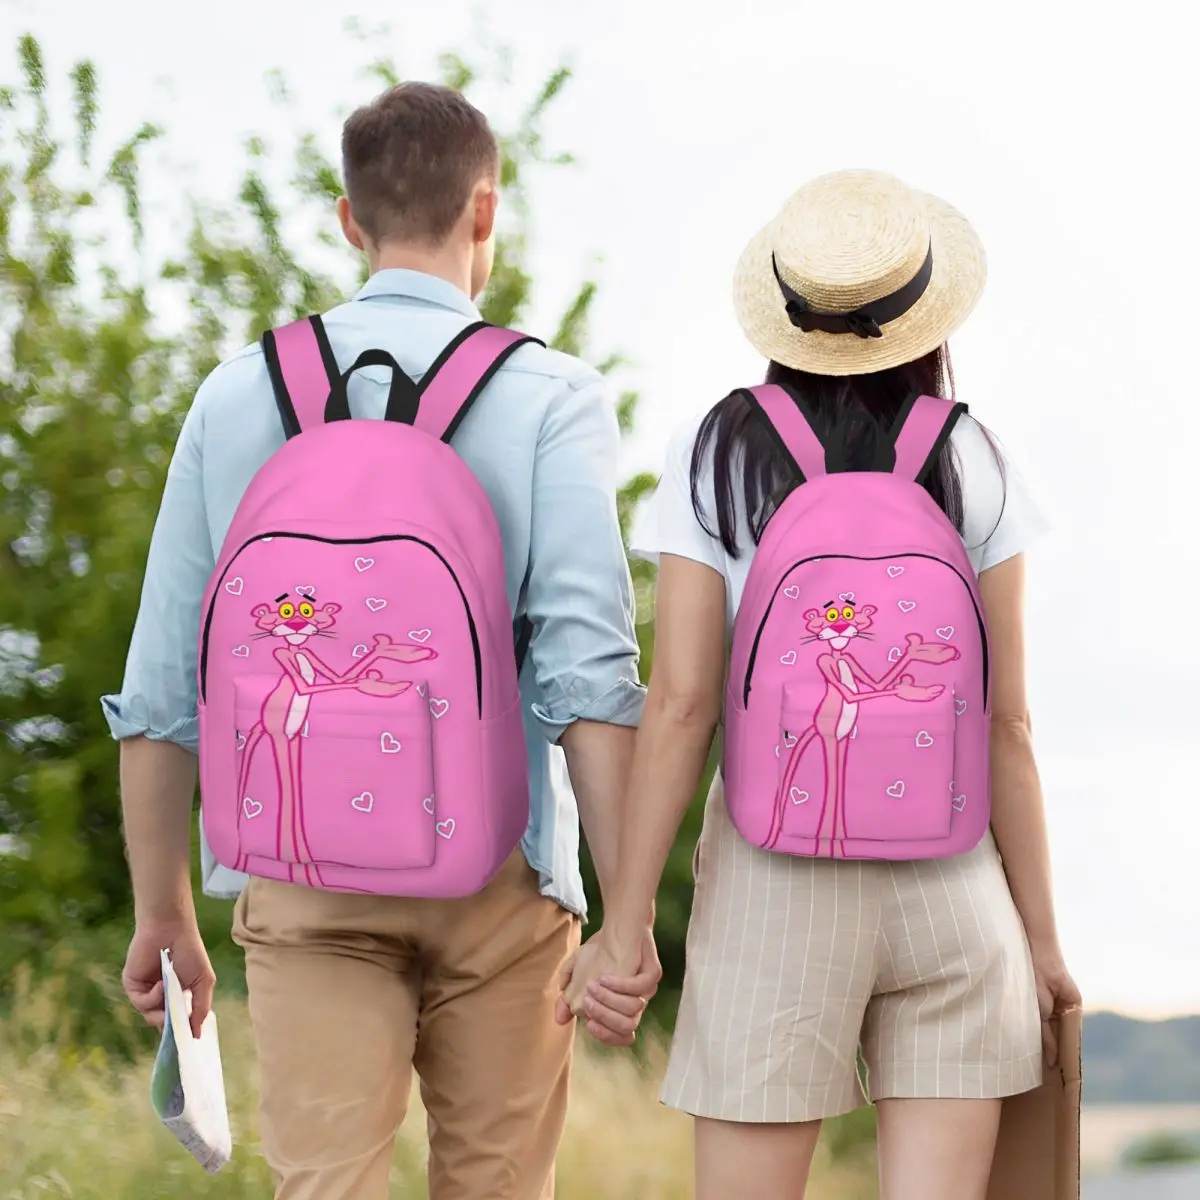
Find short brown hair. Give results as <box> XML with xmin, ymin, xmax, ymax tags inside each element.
<box><xmin>341</xmin><ymin>82</ymin><xmax>499</xmax><ymax>246</ymax></box>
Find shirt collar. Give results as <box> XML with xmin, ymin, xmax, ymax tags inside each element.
<box><xmin>353</xmin><ymin>268</ymin><xmax>481</xmax><ymax>319</ymax></box>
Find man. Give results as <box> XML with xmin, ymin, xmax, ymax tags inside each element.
<box><xmin>106</xmin><ymin>81</ymin><xmax>660</xmax><ymax>1200</ymax></box>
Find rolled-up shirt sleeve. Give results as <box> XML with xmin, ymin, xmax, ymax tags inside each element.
<box><xmin>100</xmin><ymin>394</ymin><xmax>215</xmax><ymax>753</ymax></box>
<box><xmin>524</xmin><ymin>373</ymin><xmax>646</xmax><ymax>741</ymax></box>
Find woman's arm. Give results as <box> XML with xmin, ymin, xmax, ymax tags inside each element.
<box><xmin>982</xmin><ymin>553</ymin><xmax>1081</xmax><ymax>1062</ymax></box>
<box><xmin>979</xmin><ymin>554</ymin><xmax>1059</xmax><ymax>946</ymax></box>
<box><xmin>601</xmin><ymin>552</ymin><xmax>728</xmax><ymax>963</ymax></box>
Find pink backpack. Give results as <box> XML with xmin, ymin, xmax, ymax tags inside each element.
<box><xmin>724</xmin><ymin>386</ymin><xmax>990</xmax><ymax>861</ymax></box>
<box><xmin>197</xmin><ymin>316</ymin><xmax>540</xmax><ymax>896</ymax></box>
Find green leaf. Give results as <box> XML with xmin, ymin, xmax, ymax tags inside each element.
<box><xmin>69</xmin><ymin>61</ymin><xmax>98</xmax><ymax>165</ymax></box>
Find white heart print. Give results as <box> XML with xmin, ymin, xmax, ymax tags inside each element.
<box><xmin>224</xmin><ymin>577</ymin><xmax>244</xmax><ymax>596</ymax></box>
<box><xmin>955</xmin><ymin>698</ymin><xmax>968</xmax><ymax>715</ymax></box>
<box><xmin>423</xmin><ymin>796</ymin><xmax>434</xmax><ymax>814</ymax></box>
<box><xmin>354</xmin><ymin>557</ymin><xmax>375</xmax><ymax>572</ymax></box>
<box><xmin>351</xmin><ymin>644</ymin><xmax>369</xmax><ymax>659</ymax></box>
<box><xmin>886</xmin><ymin>780</ymin><xmax>906</xmax><ymax>798</ymax></box>
<box><xmin>379</xmin><ymin>733</ymin><xmax>401</xmax><ymax>754</ymax></box>
<box><xmin>242</xmin><ymin>796</ymin><xmax>263</xmax><ymax>819</ymax></box>
<box><xmin>436</xmin><ymin>818</ymin><xmax>455</xmax><ymax>839</ymax></box>
<box><xmin>789</xmin><ymin>788</ymin><xmax>809</xmax><ymax>805</ymax></box>
<box><xmin>915</xmin><ymin>731</ymin><xmax>934</xmax><ymax>748</ymax></box>
<box><xmin>886</xmin><ymin>565</ymin><xmax>905</xmax><ymax>578</ymax></box>
<box><xmin>407</xmin><ymin>629</ymin><xmax>432</xmax><ymax>643</ymax></box>
<box><xmin>296</xmin><ymin>586</ymin><xmax>315</xmax><ymax>598</ymax></box>
<box><xmin>952</xmin><ymin>794</ymin><xmax>967</xmax><ymax>812</ymax></box>
<box><xmin>888</xmin><ymin>646</ymin><xmax>902</xmax><ymax>663</ymax></box>
<box><xmin>897</xmin><ymin>600</ymin><xmax>916</xmax><ymax>613</ymax></box>
<box><xmin>416</xmin><ymin>683</ymin><xmax>427</xmax><ymax>698</ymax></box>
<box><xmin>783</xmin><ymin>585</ymin><xmax>800</xmax><ymax>600</ymax></box>
<box><xmin>838</xmin><ymin>592</ymin><xmax>855</xmax><ymax>603</ymax></box>
<box><xmin>351</xmin><ymin>791</ymin><xmax>374</xmax><ymax>813</ymax></box>
<box><xmin>783</xmin><ymin>732</ymin><xmax>797</xmax><ymax>747</ymax></box>
<box><xmin>236</xmin><ymin>732</ymin><xmax>246</xmax><ymax>750</ymax></box>
<box><xmin>780</xmin><ymin>650</ymin><xmax>797</xmax><ymax>666</ymax></box>
<box><xmin>429</xmin><ymin>698</ymin><xmax>450</xmax><ymax>719</ymax></box>
<box><xmin>936</xmin><ymin>626</ymin><xmax>954</xmax><ymax>640</ymax></box>
<box><xmin>232</xmin><ymin>645</ymin><xmax>250</xmax><ymax>658</ymax></box>
<box><xmin>365</xmin><ymin>597</ymin><xmax>387</xmax><ymax>612</ymax></box>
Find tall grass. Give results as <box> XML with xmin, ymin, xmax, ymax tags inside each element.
<box><xmin>0</xmin><ymin>965</ymin><xmax>877</xmax><ymax>1198</ymax></box>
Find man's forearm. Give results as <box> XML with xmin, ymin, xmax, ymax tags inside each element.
<box><xmin>559</xmin><ymin>719</ymin><xmax>637</xmax><ymax>914</ymax></box>
<box><xmin>120</xmin><ymin>736</ymin><xmax>199</xmax><ymax>926</ymax></box>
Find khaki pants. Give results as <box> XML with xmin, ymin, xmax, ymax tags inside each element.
<box><xmin>231</xmin><ymin>851</ymin><xmax>581</xmax><ymax>1200</ymax></box>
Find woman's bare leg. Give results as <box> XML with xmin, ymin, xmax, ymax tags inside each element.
<box><xmin>695</xmin><ymin>1116</ymin><xmax>823</xmax><ymax>1200</ymax></box>
<box><xmin>876</xmin><ymin>1098</ymin><xmax>1001</xmax><ymax>1200</ymax></box>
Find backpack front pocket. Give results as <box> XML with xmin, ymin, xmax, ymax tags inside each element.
<box><xmin>233</xmin><ymin>677</ymin><xmax>437</xmax><ymax>871</ymax></box>
<box><xmin>839</xmin><ymin>687</ymin><xmax>957</xmax><ymax>843</ymax></box>
<box><xmin>770</xmin><ymin>681</ymin><xmax>957</xmax><ymax>849</ymax></box>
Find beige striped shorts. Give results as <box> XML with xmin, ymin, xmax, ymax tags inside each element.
<box><xmin>661</xmin><ymin>774</ymin><xmax>1043</xmax><ymax>1123</ymax></box>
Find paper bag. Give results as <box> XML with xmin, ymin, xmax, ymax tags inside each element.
<box><xmin>986</xmin><ymin>1008</ymin><xmax>1082</xmax><ymax>1200</ymax></box>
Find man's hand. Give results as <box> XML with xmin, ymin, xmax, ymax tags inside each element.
<box><xmin>555</xmin><ymin>926</ymin><xmax>661</xmax><ymax>1047</ymax></box>
<box><xmin>123</xmin><ymin>918</ymin><xmax>215</xmax><ymax>1040</ymax></box>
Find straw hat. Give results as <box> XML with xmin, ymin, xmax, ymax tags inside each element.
<box><xmin>733</xmin><ymin>169</ymin><xmax>986</xmax><ymax>376</ymax></box>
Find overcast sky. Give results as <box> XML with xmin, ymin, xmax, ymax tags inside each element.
<box><xmin>3</xmin><ymin>0</ymin><xmax>1197</xmax><ymax>1017</ymax></box>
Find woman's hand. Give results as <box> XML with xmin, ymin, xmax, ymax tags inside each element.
<box><xmin>1030</xmin><ymin>941</ymin><xmax>1081</xmax><ymax>1066</ymax></box>
<box><xmin>555</xmin><ymin>927</ymin><xmax>661</xmax><ymax>1047</ymax></box>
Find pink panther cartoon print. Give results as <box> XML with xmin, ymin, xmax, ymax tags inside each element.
<box><xmin>234</xmin><ymin>590</ymin><xmax>436</xmax><ymax>882</ymax></box>
<box><xmin>769</xmin><ymin>596</ymin><xmax>959</xmax><ymax>855</ymax></box>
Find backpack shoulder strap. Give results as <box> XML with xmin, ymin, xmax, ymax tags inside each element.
<box><xmin>741</xmin><ymin>383</ymin><xmax>829</xmax><ymax>482</ymax></box>
<box><xmin>890</xmin><ymin>394</ymin><xmax>968</xmax><ymax>484</ymax></box>
<box><xmin>413</xmin><ymin>322</ymin><xmax>544</xmax><ymax>442</ymax></box>
<box><xmin>261</xmin><ymin>315</ymin><xmax>341</xmax><ymax>439</ymax></box>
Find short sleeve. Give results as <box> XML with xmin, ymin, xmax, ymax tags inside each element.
<box><xmin>954</xmin><ymin>416</ymin><xmax>1051</xmax><ymax>573</ymax></box>
<box><xmin>630</xmin><ymin>420</ymin><xmax>723</xmax><ymax>573</ymax></box>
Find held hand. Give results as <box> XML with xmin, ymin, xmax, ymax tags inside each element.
<box><xmin>903</xmin><ymin>633</ymin><xmax>961</xmax><ymax>665</ymax></box>
<box><xmin>555</xmin><ymin>927</ymin><xmax>661</xmax><ymax>1048</ymax></box>
<box><xmin>1031</xmin><ymin>944</ymin><xmax>1082</xmax><ymax>1067</ymax></box>
<box><xmin>123</xmin><ymin>919</ymin><xmax>215</xmax><ymax>1040</ymax></box>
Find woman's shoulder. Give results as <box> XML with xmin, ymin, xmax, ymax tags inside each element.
<box><xmin>948</xmin><ymin>413</ymin><xmax>1049</xmax><ymax>572</ymax></box>
<box><xmin>629</xmin><ymin>409</ymin><xmax>725</xmax><ymax>571</ymax></box>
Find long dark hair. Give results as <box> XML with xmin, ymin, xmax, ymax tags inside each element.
<box><xmin>690</xmin><ymin>346</ymin><xmax>998</xmax><ymax>557</ymax></box>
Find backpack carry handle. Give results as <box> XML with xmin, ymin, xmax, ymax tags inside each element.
<box><xmin>890</xmin><ymin>394</ymin><xmax>968</xmax><ymax>484</ymax></box>
<box><xmin>742</xmin><ymin>384</ymin><xmax>829</xmax><ymax>482</ymax></box>
<box><xmin>324</xmin><ymin>349</ymin><xmax>422</xmax><ymax>426</ymax></box>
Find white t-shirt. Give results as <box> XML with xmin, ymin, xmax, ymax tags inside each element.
<box><xmin>631</xmin><ymin>411</ymin><xmax>1048</xmax><ymax>624</ymax></box>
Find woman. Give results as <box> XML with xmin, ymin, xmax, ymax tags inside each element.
<box><xmin>564</xmin><ymin>170</ymin><xmax>1080</xmax><ymax>1199</ymax></box>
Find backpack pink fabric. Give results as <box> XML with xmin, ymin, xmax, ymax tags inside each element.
<box><xmin>724</xmin><ymin>385</ymin><xmax>991</xmax><ymax>861</ymax></box>
<box><xmin>197</xmin><ymin>316</ymin><xmax>539</xmax><ymax>897</ymax></box>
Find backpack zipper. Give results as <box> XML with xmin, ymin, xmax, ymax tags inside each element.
<box><xmin>200</xmin><ymin>531</ymin><xmax>483</xmax><ymax>712</ymax></box>
<box><xmin>742</xmin><ymin>552</ymin><xmax>988</xmax><ymax>708</ymax></box>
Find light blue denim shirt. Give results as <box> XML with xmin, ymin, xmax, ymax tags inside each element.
<box><xmin>101</xmin><ymin>269</ymin><xmax>645</xmax><ymax>918</ymax></box>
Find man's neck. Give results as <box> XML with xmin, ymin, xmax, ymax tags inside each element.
<box><xmin>368</xmin><ymin>242</ymin><xmax>473</xmax><ymax>299</ymax></box>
